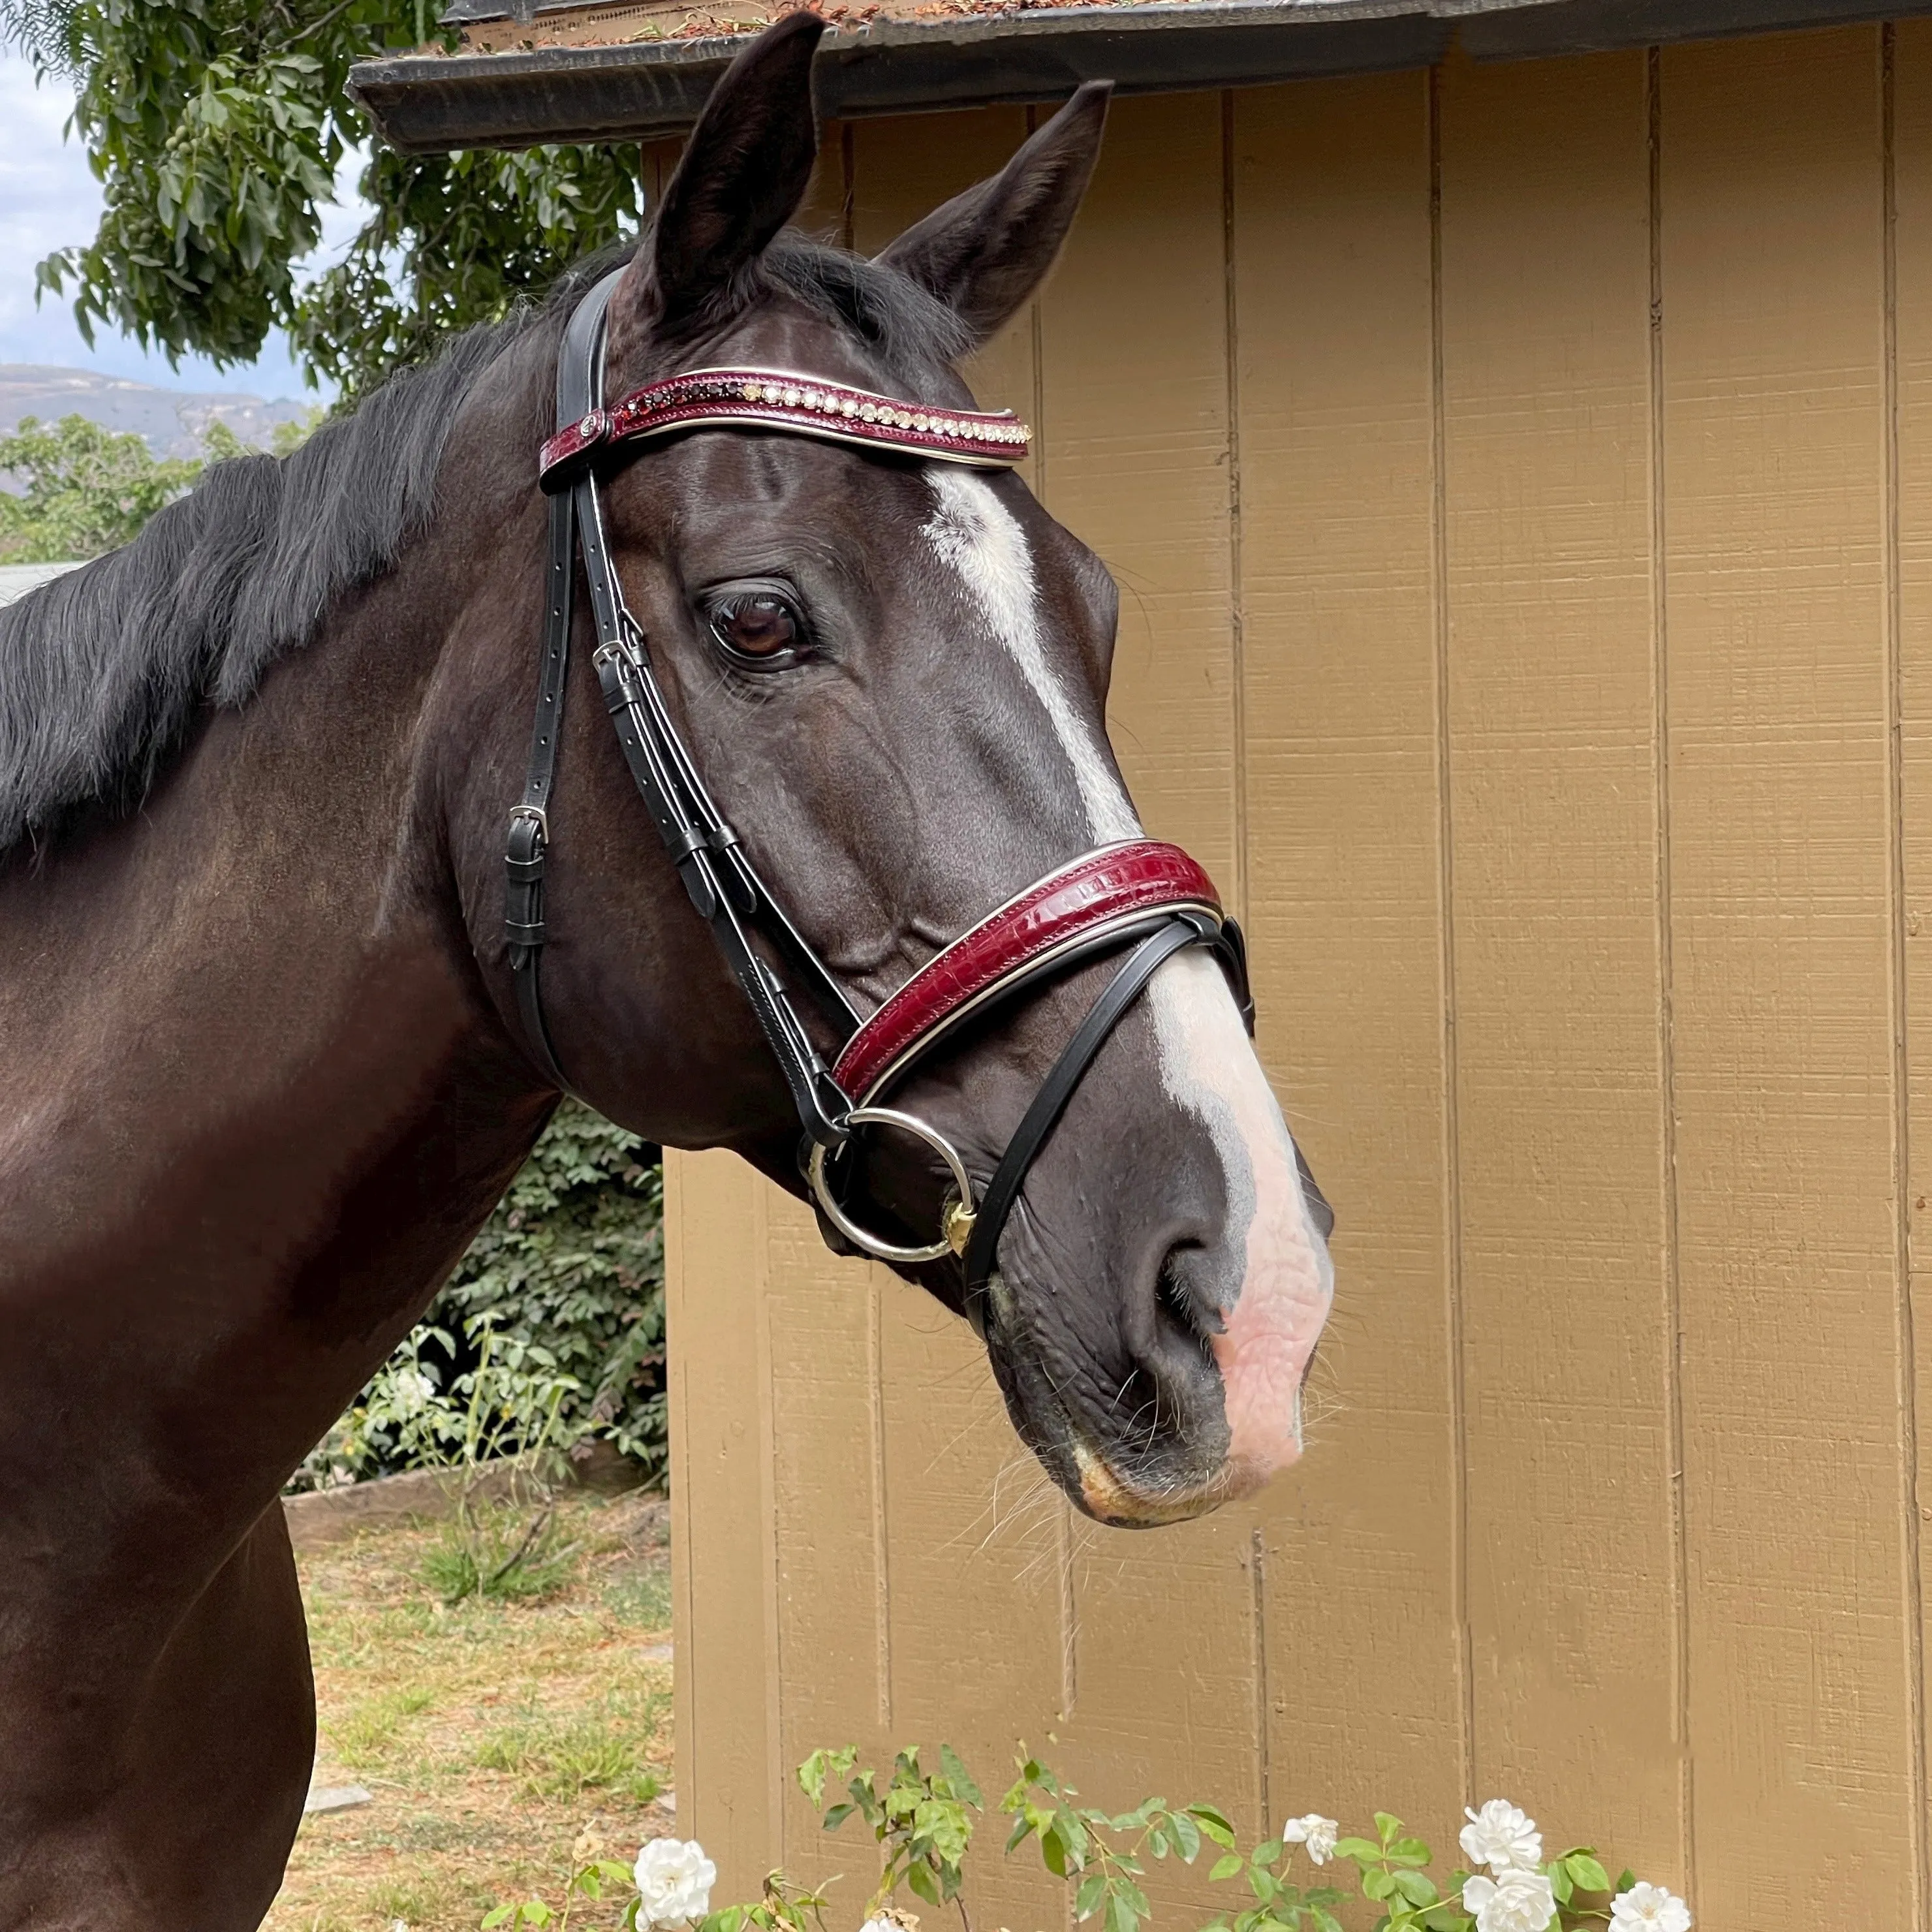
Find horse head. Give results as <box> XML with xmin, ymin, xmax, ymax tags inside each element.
<box><xmin>445</xmin><ymin>16</ymin><xmax>1335</xmax><ymax>1527</ymax></box>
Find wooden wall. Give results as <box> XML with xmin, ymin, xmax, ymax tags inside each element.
<box><xmin>668</xmin><ymin>24</ymin><xmax>1932</xmax><ymax>1926</ymax></box>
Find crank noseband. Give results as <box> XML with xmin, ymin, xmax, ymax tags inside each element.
<box><xmin>506</xmin><ymin>268</ymin><xmax>1288</xmax><ymax>1302</ymax></box>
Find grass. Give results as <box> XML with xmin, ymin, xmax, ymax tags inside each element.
<box><xmin>266</xmin><ymin>1489</ymin><xmax>674</xmax><ymax>1932</ymax></box>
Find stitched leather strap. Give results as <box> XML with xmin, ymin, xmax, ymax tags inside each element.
<box><xmin>832</xmin><ymin>840</ymin><xmax>1222</xmax><ymax>1103</ymax></box>
<box><xmin>504</xmin><ymin>274</ymin><xmax>620</xmax><ymax>1093</ymax></box>
<box><xmin>539</xmin><ymin>365</ymin><xmax>1029</xmax><ymax>484</ymax></box>
<box><xmin>961</xmin><ymin>912</ymin><xmax>1208</xmax><ymax>1294</ymax></box>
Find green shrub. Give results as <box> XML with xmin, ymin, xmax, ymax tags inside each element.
<box><xmin>292</xmin><ymin>1101</ymin><xmax>665</xmax><ymax>1492</ymax></box>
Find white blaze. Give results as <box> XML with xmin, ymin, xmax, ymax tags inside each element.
<box><xmin>922</xmin><ymin>470</ymin><xmax>1333</xmax><ymax>1488</ymax></box>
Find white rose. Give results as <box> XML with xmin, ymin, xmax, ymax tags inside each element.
<box><xmin>1462</xmin><ymin>1869</ymin><xmax>1557</xmax><ymax>1932</ymax></box>
<box><xmin>634</xmin><ymin>1838</ymin><xmax>717</xmax><ymax>1929</ymax></box>
<box><xmin>1610</xmin><ymin>1882</ymin><xmax>1692</xmax><ymax>1932</ymax></box>
<box><xmin>1279</xmin><ymin>1815</ymin><xmax>1339</xmax><ymax>1865</ymax></box>
<box><xmin>1459</xmin><ymin>1800</ymin><xmax>1543</xmax><ymax>1873</ymax></box>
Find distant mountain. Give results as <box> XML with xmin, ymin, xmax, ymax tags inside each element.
<box><xmin>0</xmin><ymin>364</ymin><xmax>313</xmax><ymax>460</ymax></box>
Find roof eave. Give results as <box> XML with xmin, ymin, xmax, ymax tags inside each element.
<box><xmin>348</xmin><ymin>0</ymin><xmax>1932</xmax><ymax>155</ymax></box>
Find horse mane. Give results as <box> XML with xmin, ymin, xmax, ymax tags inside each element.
<box><xmin>0</xmin><ymin>231</ymin><xmax>969</xmax><ymax>858</ymax></box>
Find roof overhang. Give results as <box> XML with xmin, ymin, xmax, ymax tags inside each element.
<box><xmin>349</xmin><ymin>0</ymin><xmax>1932</xmax><ymax>154</ymax></box>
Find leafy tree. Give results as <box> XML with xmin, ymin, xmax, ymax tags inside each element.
<box><xmin>0</xmin><ymin>412</ymin><xmax>319</xmax><ymax>563</ymax></box>
<box><xmin>1</xmin><ymin>1</ymin><xmax>643</xmax><ymax>397</ymax></box>
<box><xmin>0</xmin><ymin>413</ymin><xmax>202</xmax><ymax>562</ymax></box>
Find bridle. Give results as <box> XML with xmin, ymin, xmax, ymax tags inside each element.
<box><xmin>506</xmin><ymin>268</ymin><xmax>1325</xmax><ymax>1300</ymax></box>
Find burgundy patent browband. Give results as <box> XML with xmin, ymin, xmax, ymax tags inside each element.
<box><xmin>539</xmin><ymin>366</ymin><xmax>1031</xmax><ymax>486</ymax></box>
<box><xmin>510</xmin><ymin>267</ymin><xmax>1255</xmax><ymax>1285</ymax></box>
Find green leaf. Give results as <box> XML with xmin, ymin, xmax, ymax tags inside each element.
<box><xmin>1618</xmin><ymin>1869</ymin><xmax>1638</xmax><ymax>1894</ymax></box>
<box><xmin>1189</xmin><ymin>1805</ymin><xmax>1239</xmax><ymax>1850</ymax></box>
<box><xmin>1375</xmin><ymin>1815</ymin><xmax>1403</xmax><ymax>1848</ymax></box>
<box><xmin>1076</xmin><ymin>1873</ymin><xmax>1108</xmax><ymax>1918</ymax></box>
<box><xmin>1392</xmin><ymin>1873</ymin><xmax>1437</xmax><ymax>1907</ymax></box>
<box><xmin>907</xmin><ymin>1862</ymin><xmax>941</xmax><ymax>1907</ymax></box>
<box><xmin>1105</xmin><ymin>1878</ymin><xmax>1144</xmax><ymax>1932</ymax></box>
<box><xmin>483</xmin><ymin>1910</ymin><xmax>514</xmax><ymax>1928</ymax></box>
<box><xmin>1170</xmin><ymin>1811</ymin><xmax>1202</xmax><ymax>1862</ymax></box>
<box><xmin>940</xmin><ymin>1745</ymin><xmax>984</xmax><ymax>1808</ymax></box>
<box><xmin>1549</xmin><ymin>1864</ymin><xmax>1573</xmax><ymax>1906</ymax></box>
<box><xmin>1332</xmin><ymin>1839</ymin><xmax>1383</xmax><ymax>1865</ymax></box>
<box><xmin>1566</xmin><ymin>1854</ymin><xmax>1612</xmax><ymax>1893</ymax></box>
<box><xmin>1053</xmin><ymin>1811</ymin><xmax>1091</xmax><ymax>1870</ymax></box>
<box><xmin>1211</xmin><ymin>1855</ymin><xmax>1247</xmax><ymax>1882</ymax></box>
<box><xmin>1005</xmin><ymin>1814</ymin><xmax>1034</xmax><ymax>1855</ymax></box>
<box><xmin>1361</xmin><ymin>1869</ymin><xmax>1397</xmax><ymax>1903</ymax></box>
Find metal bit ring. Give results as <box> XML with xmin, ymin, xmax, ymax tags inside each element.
<box><xmin>807</xmin><ymin>1106</ymin><xmax>976</xmax><ymax>1265</ymax></box>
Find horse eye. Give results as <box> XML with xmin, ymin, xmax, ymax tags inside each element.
<box><xmin>709</xmin><ymin>593</ymin><xmax>802</xmax><ymax>663</ymax></box>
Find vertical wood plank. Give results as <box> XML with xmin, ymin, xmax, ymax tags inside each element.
<box><xmin>1661</xmin><ymin>25</ymin><xmax>1916</xmax><ymax>1922</ymax></box>
<box><xmin>1436</xmin><ymin>47</ymin><xmax>1685</xmax><ymax>1865</ymax></box>
<box><xmin>1230</xmin><ymin>69</ymin><xmax>1465</xmax><ymax>1838</ymax></box>
<box><xmin>666</xmin><ymin>1148</ymin><xmax>781</xmax><ymax>1902</ymax></box>
<box><xmin>761</xmin><ymin>1197</ymin><xmax>882</xmax><ymax>1849</ymax></box>
<box><xmin>1888</xmin><ymin>14</ymin><xmax>1932</xmax><ymax>1904</ymax></box>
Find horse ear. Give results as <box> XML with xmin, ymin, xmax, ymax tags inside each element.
<box><xmin>875</xmin><ymin>82</ymin><xmax>1111</xmax><ymax>346</ymax></box>
<box><xmin>611</xmin><ymin>12</ymin><xmax>825</xmax><ymax>342</ymax></box>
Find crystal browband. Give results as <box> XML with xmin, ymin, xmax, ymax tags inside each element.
<box><xmin>538</xmin><ymin>365</ymin><xmax>1031</xmax><ymax>486</ymax></box>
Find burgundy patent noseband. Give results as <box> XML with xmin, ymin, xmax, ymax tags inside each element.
<box><xmin>507</xmin><ymin>268</ymin><xmax>1276</xmax><ymax>1292</ymax></box>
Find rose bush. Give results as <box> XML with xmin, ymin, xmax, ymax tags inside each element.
<box><xmin>484</xmin><ymin>1747</ymin><xmax>1693</xmax><ymax>1932</ymax></box>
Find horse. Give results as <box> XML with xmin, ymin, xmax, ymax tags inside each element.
<box><xmin>0</xmin><ymin>18</ymin><xmax>1335</xmax><ymax>1927</ymax></box>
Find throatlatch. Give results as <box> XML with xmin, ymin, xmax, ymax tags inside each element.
<box><xmin>505</xmin><ymin>266</ymin><xmax>1292</xmax><ymax>1296</ymax></box>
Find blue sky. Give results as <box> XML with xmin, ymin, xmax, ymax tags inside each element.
<box><xmin>0</xmin><ymin>44</ymin><xmax>366</xmax><ymax>401</ymax></box>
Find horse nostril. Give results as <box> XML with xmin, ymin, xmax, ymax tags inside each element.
<box><xmin>1154</xmin><ymin>1241</ymin><xmax>1222</xmax><ymax>1352</ymax></box>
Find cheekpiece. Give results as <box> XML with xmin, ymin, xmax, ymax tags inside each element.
<box><xmin>538</xmin><ymin>365</ymin><xmax>1031</xmax><ymax>486</ymax></box>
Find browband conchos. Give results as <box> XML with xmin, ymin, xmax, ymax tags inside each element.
<box><xmin>540</xmin><ymin>365</ymin><xmax>1031</xmax><ymax>486</ymax></box>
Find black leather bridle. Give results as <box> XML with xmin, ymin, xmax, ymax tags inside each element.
<box><xmin>504</xmin><ymin>269</ymin><xmax>1330</xmax><ymax>1296</ymax></box>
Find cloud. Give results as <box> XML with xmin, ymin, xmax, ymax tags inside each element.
<box><xmin>0</xmin><ymin>47</ymin><xmax>368</xmax><ymax>400</ymax></box>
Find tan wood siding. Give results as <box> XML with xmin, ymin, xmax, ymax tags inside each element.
<box><xmin>668</xmin><ymin>27</ymin><xmax>1932</xmax><ymax>1925</ymax></box>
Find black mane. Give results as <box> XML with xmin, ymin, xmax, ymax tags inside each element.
<box><xmin>0</xmin><ymin>232</ymin><xmax>967</xmax><ymax>857</ymax></box>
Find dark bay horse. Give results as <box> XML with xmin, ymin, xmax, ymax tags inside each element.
<box><xmin>0</xmin><ymin>19</ymin><xmax>1333</xmax><ymax>1927</ymax></box>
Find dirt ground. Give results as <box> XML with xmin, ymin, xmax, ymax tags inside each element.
<box><xmin>266</xmin><ymin>1489</ymin><xmax>676</xmax><ymax>1932</ymax></box>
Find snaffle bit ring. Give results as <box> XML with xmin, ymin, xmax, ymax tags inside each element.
<box><xmin>807</xmin><ymin>1105</ymin><xmax>977</xmax><ymax>1266</ymax></box>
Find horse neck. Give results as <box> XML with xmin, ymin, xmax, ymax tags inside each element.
<box><xmin>0</xmin><ymin>501</ymin><xmax>556</xmax><ymax>1510</ymax></box>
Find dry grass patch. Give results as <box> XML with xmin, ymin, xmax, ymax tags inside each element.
<box><xmin>266</xmin><ymin>1489</ymin><xmax>675</xmax><ymax>1932</ymax></box>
